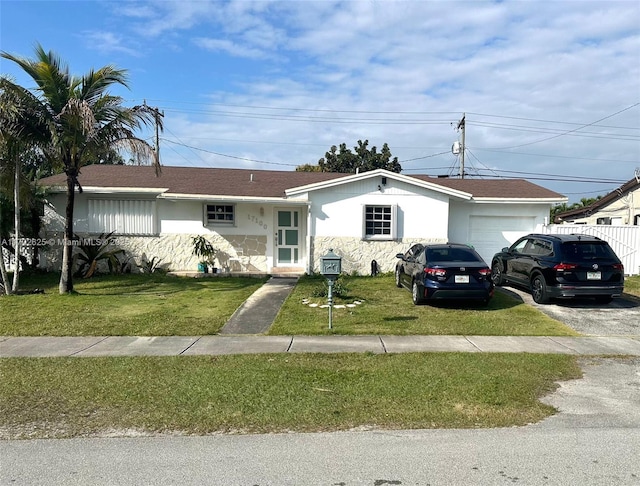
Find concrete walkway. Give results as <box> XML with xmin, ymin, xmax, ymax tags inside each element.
<box><xmin>2</xmin><ymin>334</ymin><xmax>640</xmax><ymax>357</ymax></box>
<box><xmin>220</xmin><ymin>277</ymin><xmax>297</xmax><ymax>334</ymax></box>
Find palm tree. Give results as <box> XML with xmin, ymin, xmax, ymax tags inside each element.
<box><xmin>1</xmin><ymin>44</ymin><xmax>161</xmax><ymax>293</ymax></box>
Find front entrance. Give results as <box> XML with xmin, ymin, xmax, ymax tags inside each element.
<box><xmin>276</xmin><ymin>209</ymin><xmax>300</xmax><ymax>267</ymax></box>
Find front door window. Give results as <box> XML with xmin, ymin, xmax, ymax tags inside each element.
<box><xmin>276</xmin><ymin>210</ymin><xmax>299</xmax><ymax>265</ymax></box>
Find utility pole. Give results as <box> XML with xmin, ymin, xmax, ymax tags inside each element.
<box><xmin>457</xmin><ymin>113</ymin><xmax>466</xmax><ymax>179</ymax></box>
<box><xmin>143</xmin><ymin>100</ymin><xmax>164</xmax><ymax>164</ymax></box>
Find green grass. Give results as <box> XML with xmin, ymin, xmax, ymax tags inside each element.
<box><xmin>0</xmin><ymin>353</ymin><xmax>581</xmax><ymax>439</ymax></box>
<box><xmin>269</xmin><ymin>274</ymin><xmax>579</xmax><ymax>336</ymax></box>
<box><xmin>0</xmin><ymin>273</ymin><xmax>268</xmax><ymax>336</ymax></box>
<box><xmin>624</xmin><ymin>275</ymin><xmax>640</xmax><ymax>299</ymax></box>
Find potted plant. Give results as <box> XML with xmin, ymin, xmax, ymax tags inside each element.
<box><xmin>192</xmin><ymin>236</ymin><xmax>217</xmax><ymax>273</ymax></box>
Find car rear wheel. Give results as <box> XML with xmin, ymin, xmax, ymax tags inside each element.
<box><xmin>412</xmin><ymin>280</ymin><xmax>424</xmax><ymax>305</ymax></box>
<box><xmin>395</xmin><ymin>267</ymin><xmax>402</xmax><ymax>288</ymax></box>
<box><xmin>531</xmin><ymin>275</ymin><xmax>550</xmax><ymax>304</ymax></box>
<box><xmin>491</xmin><ymin>262</ymin><xmax>504</xmax><ymax>286</ymax></box>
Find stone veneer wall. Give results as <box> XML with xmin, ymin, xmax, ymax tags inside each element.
<box><xmin>39</xmin><ymin>232</ymin><xmax>268</xmax><ymax>273</ymax></box>
<box><xmin>310</xmin><ymin>237</ymin><xmax>447</xmax><ymax>275</ymax></box>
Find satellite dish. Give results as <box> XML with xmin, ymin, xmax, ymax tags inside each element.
<box><xmin>452</xmin><ymin>141</ymin><xmax>461</xmax><ymax>155</ymax></box>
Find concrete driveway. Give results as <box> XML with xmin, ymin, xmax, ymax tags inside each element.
<box><xmin>498</xmin><ymin>285</ymin><xmax>640</xmax><ymax>430</ymax></box>
<box><xmin>498</xmin><ymin>286</ymin><xmax>640</xmax><ymax>336</ymax></box>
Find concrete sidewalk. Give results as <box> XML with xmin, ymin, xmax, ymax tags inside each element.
<box><xmin>2</xmin><ymin>334</ymin><xmax>640</xmax><ymax>357</ymax></box>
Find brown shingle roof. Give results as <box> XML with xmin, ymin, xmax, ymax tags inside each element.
<box><xmin>38</xmin><ymin>165</ymin><xmax>565</xmax><ymax>200</ymax></box>
<box><xmin>411</xmin><ymin>175</ymin><xmax>565</xmax><ymax>199</ymax></box>
<box><xmin>39</xmin><ymin>165</ymin><xmax>345</xmax><ymax>198</ymax></box>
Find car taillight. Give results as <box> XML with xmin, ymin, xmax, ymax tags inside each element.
<box><xmin>424</xmin><ymin>268</ymin><xmax>447</xmax><ymax>277</ymax></box>
<box><xmin>554</xmin><ymin>263</ymin><xmax>578</xmax><ymax>271</ymax></box>
<box><xmin>478</xmin><ymin>268</ymin><xmax>491</xmax><ymax>276</ymax></box>
<box><xmin>613</xmin><ymin>263</ymin><xmax>624</xmax><ymax>271</ymax></box>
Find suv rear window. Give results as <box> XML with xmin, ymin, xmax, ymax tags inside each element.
<box><xmin>560</xmin><ymin>242</ymin><xmax>618</xmax><ymax>261</ymax></box>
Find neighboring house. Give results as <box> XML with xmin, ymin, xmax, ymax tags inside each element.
<box><xmin>554</xmin><ymin>176</ymin><xmax>640</xmax><ymax>226</ymax></box>
<box><xmin>38</xmin><ymin>165</ymin><xmax>566</xmax><ymax>275</ymax></box>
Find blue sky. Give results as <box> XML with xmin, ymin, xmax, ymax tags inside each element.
<box><xmin>1</xmin><ymin>0</ymin><xmax>639</xmax><ymax>202</ymax></box>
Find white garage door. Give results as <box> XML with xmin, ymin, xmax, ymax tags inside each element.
<box><xmin>469</xmin><ymin>216</ymin><xmax>535</xmax><ymax>264</ymax></box>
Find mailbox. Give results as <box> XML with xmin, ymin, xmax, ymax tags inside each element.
<box><xmin>320</xmin><ymin>249</ymin><xmax>342</xmax><ymax>329</ymax></box>
<box><xmin>320</xmin><ymin>249</ymin><xmax>342</xmax><ymax>280</ymax></box>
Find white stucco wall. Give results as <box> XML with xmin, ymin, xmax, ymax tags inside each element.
<box><xmin>307</xmin><ymin>178</ymin><xmax>451</xmax><ymax>240</ymax></box>
<box><xmin>302</xmin><ymin>178</ymin><xmax>455</xmax><ymax>274</ymax></box>
<box><xmin>448</xmin><ymin>201</ymin><xmax>552</xmax><ymax>263</ymax></box>
<box><xmin>41</xmin><ymin>193</ymin><xmax>308</xmax><ymax>272</ymax></box>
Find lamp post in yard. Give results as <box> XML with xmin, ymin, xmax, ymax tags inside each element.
<box><xmin>320</xmin><ymin>249</ymin><xmax>342</xmax><ymax>329</ymax></box>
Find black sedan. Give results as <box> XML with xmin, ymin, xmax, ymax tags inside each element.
<box><xmin>395</xmin><ymin>243</ymin><xmax>494</xmax><ymax>305</ymax></box>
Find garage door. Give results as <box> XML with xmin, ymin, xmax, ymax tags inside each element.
<box><xmin>469</xmin><ymin>216</ymin><xmax>535</xmax><ymax>264</ymax></box>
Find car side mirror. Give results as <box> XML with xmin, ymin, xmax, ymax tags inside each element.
<box><xmin>395</xmin><ymin>253</ymin><xmax>405</xmax><ymax>260</ymax></box>
<box><xmin>502</xmin><ymin>247</ymin><xmax>509</xmax><ymax>253</ymax></box>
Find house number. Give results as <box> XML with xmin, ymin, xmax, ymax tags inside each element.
<box><xmin>248</xmin><ymin>214</ymin><xmax>268</xmax><ymax>230</ymax></box>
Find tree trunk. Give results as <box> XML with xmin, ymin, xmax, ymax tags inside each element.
<box><xmin>58</xmin><ymin>173</ymin><xmax>76</xmax><ymax>294</ymax></box>
<box><xmin>12</xmin><ymin>157</ymin><xmax>20</xmax><ymax>293</ymax></box>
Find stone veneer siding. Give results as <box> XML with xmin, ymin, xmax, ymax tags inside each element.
<box><xmin>310</xmin><ymin>237</ymin><xmax>447</xmax><ymax>275</ymax></box>
<box><xmin>40</xmin><ymin>232</ymin><xmax>268</xmax><ymax>273</ymax></box>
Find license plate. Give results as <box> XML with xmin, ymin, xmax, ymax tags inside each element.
<box><xmin>454</xmin><ymin>275</ymin><xmax>470</xmax><ymax>284</ymax></box>
<box><xmin>587</xmin><ymin>271</ymin><xmax>601</xmax><ymax>280</ymax></box>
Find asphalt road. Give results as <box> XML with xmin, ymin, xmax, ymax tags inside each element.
<box><xmin>1</xmin><ymin>423</ymin><xmax>639</xmax><ymax>485</ymax></box>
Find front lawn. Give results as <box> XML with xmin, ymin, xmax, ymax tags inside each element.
<box><xmin>0</xmin><ymin>273</ymin><xmax>268</xmax><ymax>336</ymax></box>
<box><xmin>269</xmin><ymin>274</ymin><xmax>579</xmax><ymax>336</ymax></box>
<box><xmin>0</xmin><ymin>353</ymin><xmax>581</xmax><ymax>439</ymax></box>
<box><xmin>624</xmin><ymin>275</ymin><xmax>640</xmax><ymax>299</ymax></box>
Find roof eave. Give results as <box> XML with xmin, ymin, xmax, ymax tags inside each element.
<box><xmin>286</xmin><ymin>169</ymin><xmax>473</xmax><ymax>200</ymax></box>
<box><xmin>45</xmin><ymin>186</ymin><xmax>169</xmax><ymax>195</ymax></box>
<box><xmin>157</xmin><ymin>193</ymin><xmax>308</xmax><ymax>205</ymax></box>
<box><xmin>473</xmin><ymin>197</ymin><xmax>568</xmax><ymax>204</ymax></box>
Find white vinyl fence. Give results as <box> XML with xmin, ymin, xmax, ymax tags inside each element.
<box><xmin>542</xmin><ymin>225</ymin><xmax>640</xmax><ymax>276</ymax></box>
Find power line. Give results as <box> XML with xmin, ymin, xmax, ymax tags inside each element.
<box><xmin>161</xmin><ymin>138</ymin><xmax>298</xmax><ymax>167</ymax></box>
<box><xmin>468</xmin><ymin>146</ymin><xmax>639</xmax><ymax>164</ymax></box>
<box><xmin>466</xmin><ymin>111</ymin><xmax>640</xmax><ymax>131</ymax></box>
<box><xmin>160</xmin><ymin>135</ymin><xmax>633</xmax><ymax>184</ymax></box>
<box><xmin>484</xmin><ymin>103</ymin><xmax>640</xmax><ymax>150</ymax></box>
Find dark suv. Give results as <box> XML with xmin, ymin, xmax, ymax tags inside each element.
<box><xmin>490</xmin><ymin>234</ymin><xmax>624</xmax><ymax>304</ymax></box>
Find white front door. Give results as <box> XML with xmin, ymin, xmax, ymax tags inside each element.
<box><xmin>276</xmin><ymin>209</ymin><xmax>300</xmax><ymax>267</ymax></box>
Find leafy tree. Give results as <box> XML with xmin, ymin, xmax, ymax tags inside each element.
<box><xmin>297</xmin><ymin>140</ymin><xmax>402</xmax><ymax>173</ymax></box>
<box><xmin>550</xmin><ymin>196</ymin><xmax>603</xmax><ymax>222</ymax></box>
<box><xmin>295</xmin><ymin>163</ymin><xmax>323</xmax><ymax>172</ymax></box>
<box><xmin>1</xmin><ymin>44</ymin><xmax>161</xmax><ymax>293</ymax></box>
<box><xmin>0</xmin><ymin>77</ymin><xmax>49</xmax><ymax>293</ymax></box>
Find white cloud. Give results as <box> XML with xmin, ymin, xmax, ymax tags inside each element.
<box><xmin>193</xmin><ymin>37</ymin><xmax>266</xmax><ymax>59</ymax></box>
<box><xmin>60</xmin><ymin>1</ymin><xmax>640</xmax><ymax>199</ymax></box>
<box><xmin>82</xmin><ymin>31</ymin><xmax>143</xmax><ymax>57</ymax></box>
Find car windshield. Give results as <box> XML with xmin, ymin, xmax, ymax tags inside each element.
<box><xmin>426</xmin><ymin>247</ymin><xmax>481</xmax><ymax>262</ymax></box>
<box><xmin>561</xmin><ymin>242</ymin><xmax>618</xmax><ymax>261</ymax></box>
